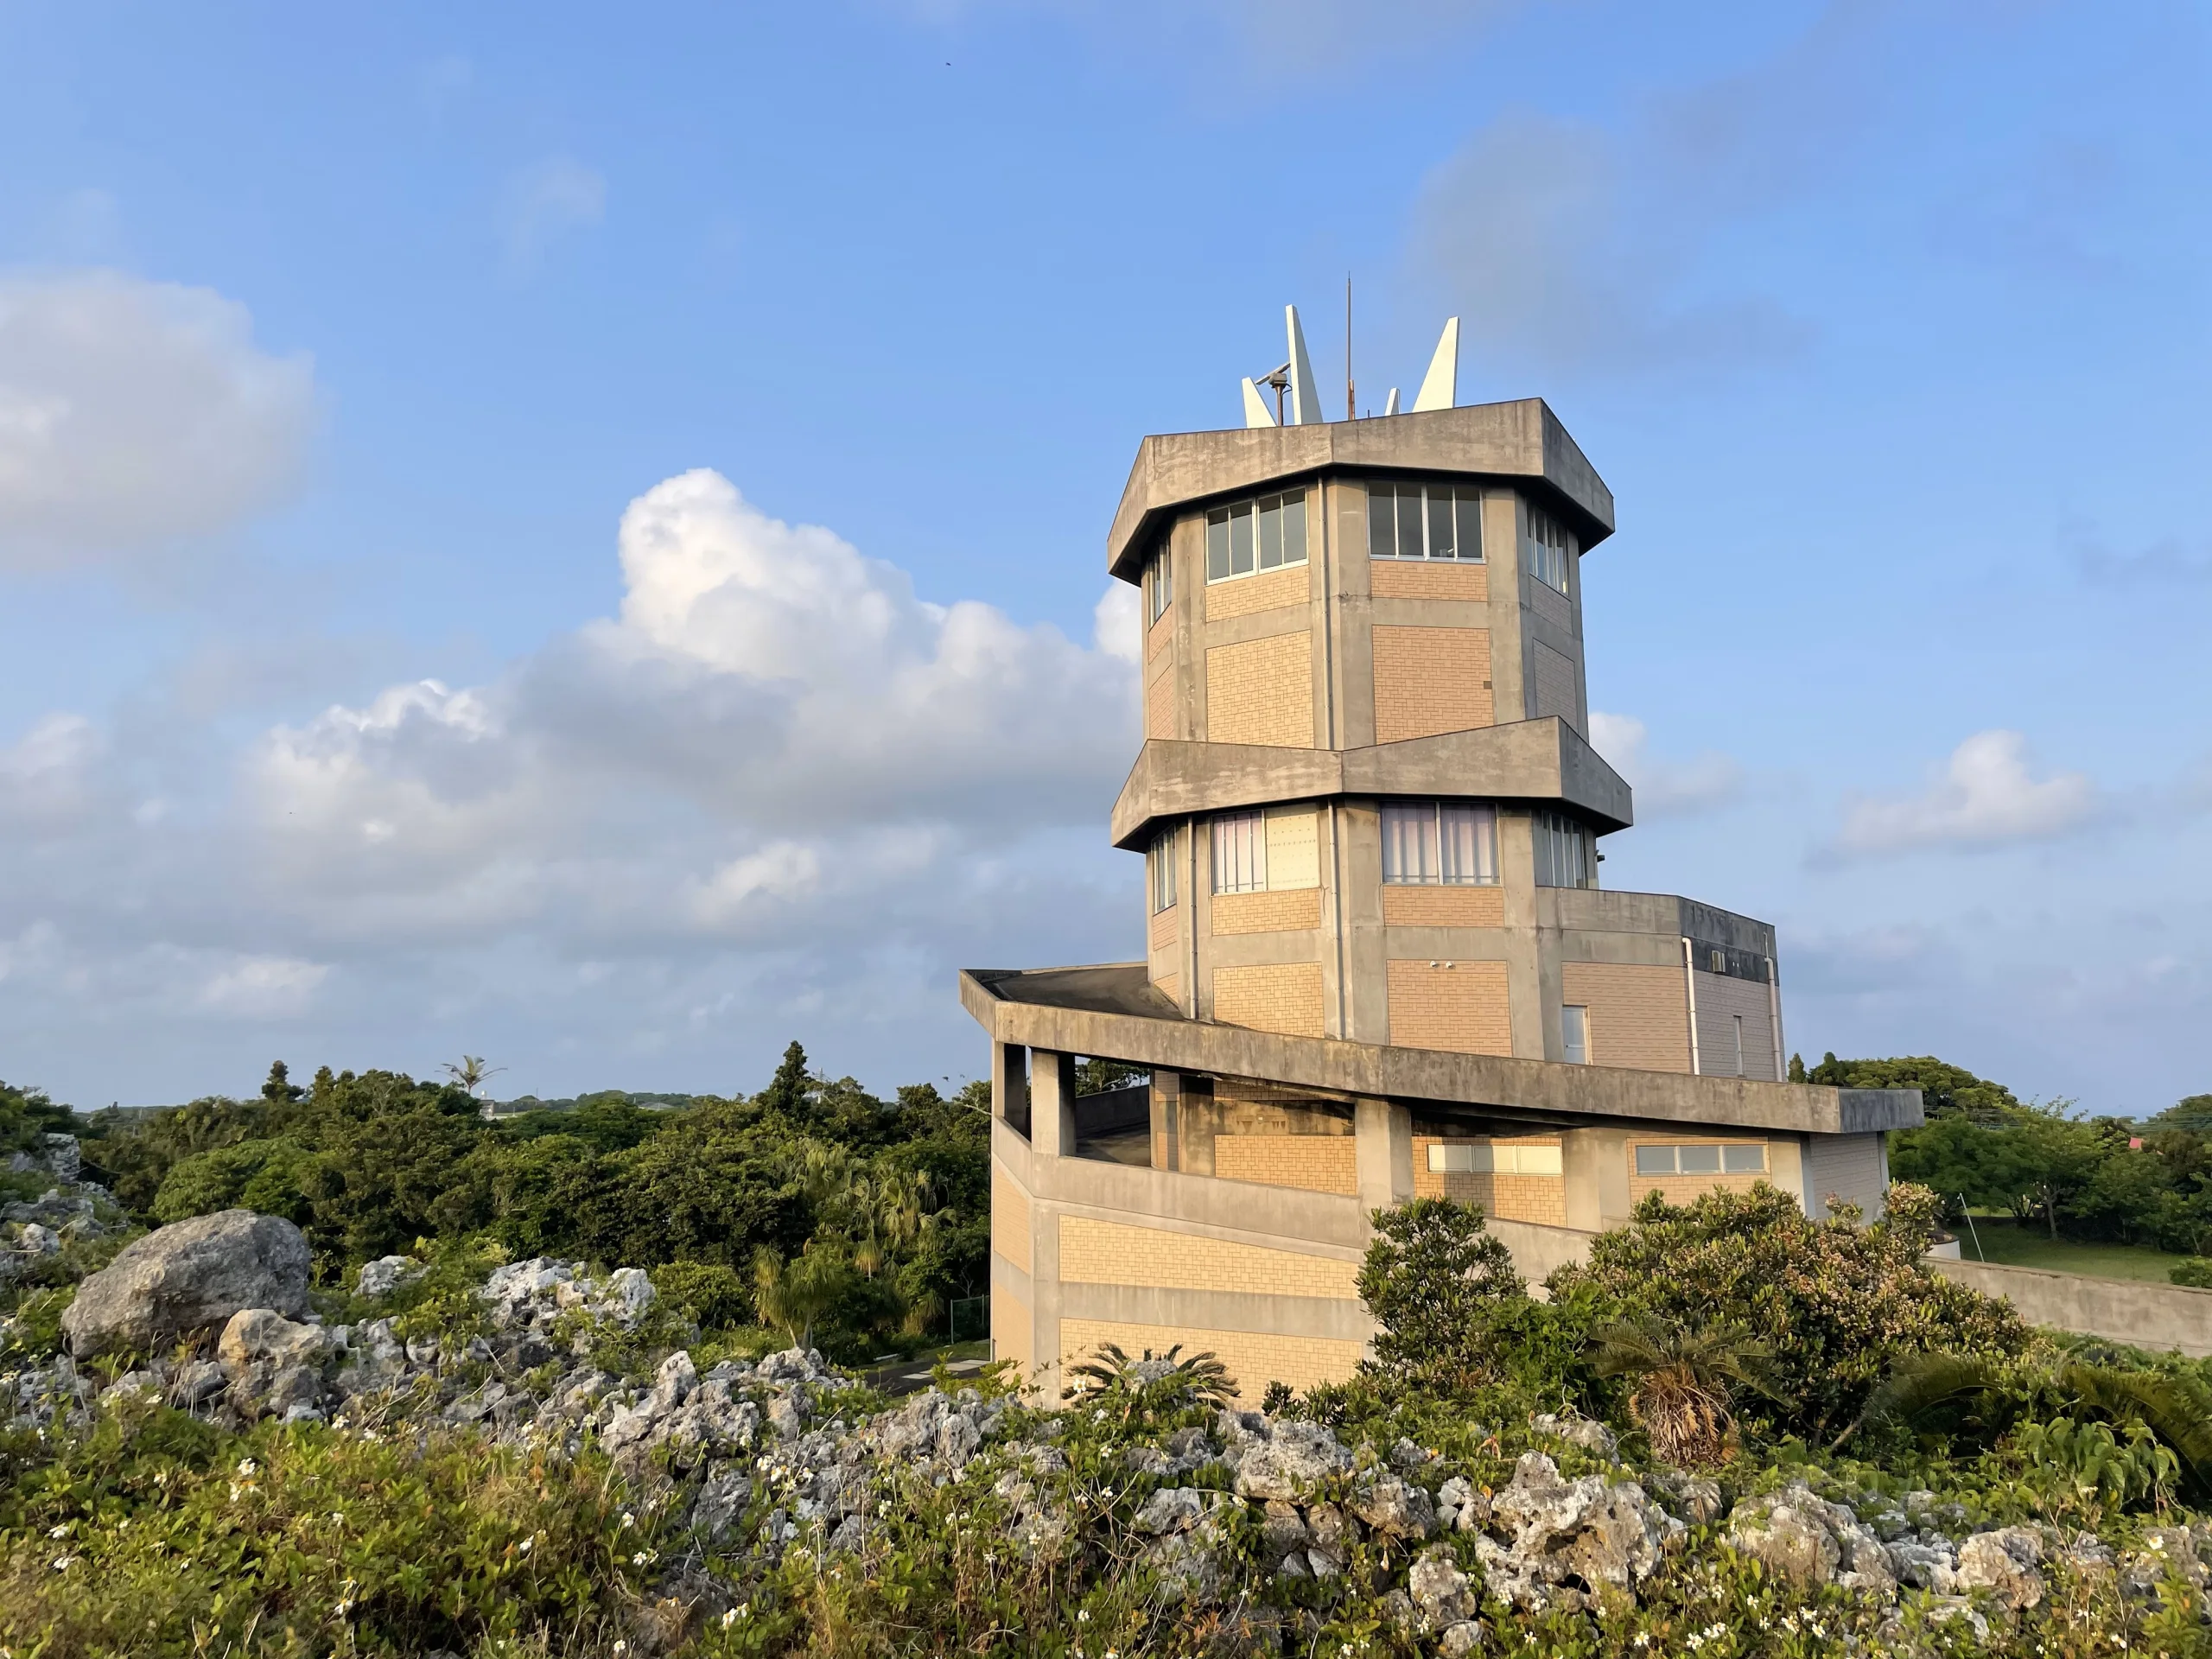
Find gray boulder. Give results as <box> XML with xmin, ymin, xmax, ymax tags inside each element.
<box><xmin>218</xmin><ymin>1308</ymin><xmax>327</xmax><ymax>1373</ymax></box>
<box><xmin>355</xmin><ymin>1255</ymin><xmax>423</xmax><ymax>1299</ymax></box>
<box><xmin>1726</xmin><ymin>1483</ymin><xmax>1896</xmax><ymax>1597</ymax></box>
<box><xmin>1230</xmin><ymin>1419</ymin><xmax>1353</xmax><ymax>1499</ymax></box>
<box><xmin>1955</xmin><ymin>1526</ymin><xmax>2045</xmax><ymax>1613</ymax></box>
<box><xmin>1351</xmin><ymin>1475</ymin><xmax>1436</xmax><ymax>1539</ymax></box>
<box><xmin>62</xmin><ymin>1210</ymin><xmax>311</xmax><ymax>1357</ymax></box>
<box><xmin>1476</xmin><ymin>1452</ymin><xmax>1669</xmax><ymax>1611</ymax></box>
<box><xmin>1408</xmin><ymin>1545</ymin><xmax>1478</xmax><ymax>1629</ymax></box>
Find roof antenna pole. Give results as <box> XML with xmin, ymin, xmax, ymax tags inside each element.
<box><xmin>1345</xmin><ymin>275</ymin><xmax>1356</xmax><ymax>422</ymax></box>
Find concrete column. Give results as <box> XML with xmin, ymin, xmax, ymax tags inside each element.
<box><xmin>1560</xmin><ymin>1128</ymin><xmax>1624</xmax><ymax>1231</ymax></box>
<box><xmin>1031</xmin><ymin>1049</ymin><xmax>1078</xmax><ymax>1159</ymax></box>
<box><xmin>1355</xmin><ymin>1096</ymin><xmax>1414</xmax><ymax>1218</ymax></box>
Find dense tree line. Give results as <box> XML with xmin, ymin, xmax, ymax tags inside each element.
<box><xmin>51</xmin><ymin>1043</ymin><xmax>991</xmax><ymax>1358</ymax></box>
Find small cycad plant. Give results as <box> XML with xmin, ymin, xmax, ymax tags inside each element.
<box><xmin>1062</xmin><ymin>1342</ymin><xmax>1236</xmax><ymax>1431</ymax></box>
<box><xmin>1588</xmin><ymin>1318</ymin><xmax>1780</xmax><ymax>1467</ymax></box>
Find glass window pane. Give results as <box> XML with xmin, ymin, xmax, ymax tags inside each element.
<box><xmin>1367</xmin><ymin>486</ymin><xmax>1395</xmax><ymax>558</ymax></box>
<box><xmin>1561</xmin><ymin>1006</ymin><xmax>1588</xmax><ymax>1065</ymax></box>
<box><xmin>1396</xmin><ymin>483</ymin><xmax>1425</xmax><ymax>560</ymax></box>
<box><xmin>1426</xmin><ymin>486</ymin><xmax>1455</xmax><ymax>559</ymax></box>
<box><xmin>1723</xmin><ymin>1143</ymin><xmax>1766</xmax><ymax>1174</ymax></box>
<box><xmin>1257</xmin><ymin>497</ymin><xmax>1283</xmax><ymax>569</ymax></box>
<box><xmin>1230</xmin><ymin>503</ymin><xmax>1255</xmax><ymax>575</ymax></box>
<box><xmin>1381</xmin><ymin>803</ymin><xmax>1438</xmax><ymax>884</ymax></box>
<box><xmin>1207</xmin><ymin>510</ymin><xmax>1230</xmax><ymax>582</ymax></box>
<box><xmin>1678</xmin><ymin>1144</ymin><xmax>1721</xmax><ymax>1174</ymax></box>
<box><xmin>1634</xmin><ymin>1146</ymin><xmax>1675</xmax><ymax>1177</ymax></box>
<box><xmin>1456</xmin><ymin>490</ymin><xmax>1484</xmax><ymax>563</ymax></box>
<box><xmin>1282</xmin><ymin>493</ymin><xmax>1306</xmax><ymax>565</ymax></box>
<box><xmin>1439</xmin><ymin>805</ymin><xmax>1497</xmax><ymax>884</ymax></box>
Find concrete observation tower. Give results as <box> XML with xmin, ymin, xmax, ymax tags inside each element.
<box><xmin>962</xmin><ymin>307</ymin><xmax>1921</xmax><ymax>1401</ymax></box>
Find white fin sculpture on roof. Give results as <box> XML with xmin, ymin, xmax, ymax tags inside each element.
<box><xmin>1239</xmin><ymin>306</ymin><xmax>1463</xmax><ymax>426</ymax></box>
<box><xmin>1411</xmin><ymin>316</ymin><xmax>1459</xmax><ymax>412</ymax></box>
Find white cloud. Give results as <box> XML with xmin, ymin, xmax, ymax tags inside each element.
<box><xmin>1834</xmin><ymin>729</ymin><xmax>2100</xmax><ymax>856</ymax></box>
<box><xmin>1588</xmin><ymin>711</ymin><xmax>1742</xmax><ymax>817</ymax></box>
<box><xmin>500</xmin><ymin>156</ymin><xmax>607</xmax><ymax>267</ymax></box>
<box><xmin>194</xmin><ymin>954</ymin><xmax>330</xmax><ymax>1019</ymax></box>
<box><xmin>0</xmin><ymin>270</ymin><xmax>315</xmax><ymax>569</ymax></box>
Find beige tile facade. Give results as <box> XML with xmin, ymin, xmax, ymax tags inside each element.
<box><xmin>1205</xmin><ymin>632</ymin><xmax>1314</xmax><ymax>747</ymax></box>
<box><xmin>1204</xmin><ymin>563</ymin><xmax>1310</xmax><ymax>622</ymax></box>
<box><xmin>1370</xmin><ymin>560</ymin><xmax>1489</xmax><ymax>602</ymax></box>
<box><xmin>1387</xmin><ymin>958</ymin><xmax>1512</xmax><ymax>1055</ymax></box>
<box><xmin>1145</xmin><ymin>666</ymin><xmax>1176</xmax><ymax>739</ymax></box>
<box><xmin>992</xmin><ymin>1166</ymin><xmax>1032</xmax><ymax>1275</ymax></box>
<box><xmin>1560</xmin><ymin>962</ymin><xmax>1692</xmax><ymax>1074</ymax></box>
<box><xmin>1382</xmin><ymin>885</ymin><xmax>1505</xmax><ymax>927</ymax></box>
<box><xmin>1212</xmin><ymin>1134</ymin><xmax>1360</xmax><ymax>1196</ymax></box>
<box><xmin>1211</xmin><ymin>887</ymin><xmax>1323</xmax><ymax>935</ymax></box>
<box><xmin>1213</xmin><ymin>962</ymin><xmax>1325</xmax><ymax>1036</ymax></box>
<box><xmin>1058</xmin><ymin>1215</ymin><xmax>1362</xmax><ymax>1300</ymax></box>
<box><xmin>1372</xmin><ymin>626</ymin><xmax>1492</xmax><ymax>742</ymax></box>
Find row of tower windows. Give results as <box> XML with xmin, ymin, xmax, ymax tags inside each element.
<box><xmin>1142</xmin><ymin>802</ymin><xmax>1599</xmax><ymax>913</ymax></box>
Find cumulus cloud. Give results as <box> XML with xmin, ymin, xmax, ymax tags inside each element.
<box><xmin>0</xmin><ymin>270</ymin><xmax>315</xmax><ymax>569</ymax></box>
<box><xmin>1834</xmin><ymin>729</ymin><xmax>2100</xmax><ymax>856</ymax></box>
<box><xmin>1588</xmin><ymin>711</ymin><xmax>1742</xmax><ymax>817</ymax></box>
<box><xmin>500</xmin><ymin>156</ymin><xmax>607</xmax><ymax>267</ymax></box>
<box><xmin>0</xmin><ymin>469</ymin><xmax>1143</xmax><ymax>1097</ymax></box>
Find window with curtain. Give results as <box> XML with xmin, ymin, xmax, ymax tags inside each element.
<box><xmin>1142</xmin><ymin>540</ymin><xmax>1173</xmax><ymax>625</ymax></box>
<box><xmin>1211</xmin><ymin>811</ymin><xmax>1266</xmax><ymax>893</ymax></box>
<box><xmin>1148</xmin><ymin>828</ymin><xmax>1179</xmax><ymax>912</ymax></box>
<box><xmin>1533</xmin><ymin>810</ymin><xmax>1597</xmax><ymax>889</ymax></box>
<box><xmin>1524</xmin><ymin>503</ymin><xmax>1577</xmax><ymax>593</ymax></box>
<box><xmin>1367</xmin><ymin>480</ymin><xmax>1483</xmax><ymax>562</ymax></box>
<box><xmin>1205</xmin><ymin>489</ymin><xmax>1309</xmax><ymax>582</ymax></box>
<box><xmin>1381</xmin><ymin>802</ymin><xmax>1498</xmax><ymax>885</ymax></box>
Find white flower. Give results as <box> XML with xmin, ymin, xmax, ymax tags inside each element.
<box><xmin>620</xmin><ymin>1512</ymin><xmax>635</xmax><ymax>1528</ymax></box>
<box><xmin>331</xmin><ymin>1511</ymin><xmax>346</xmax><ymax>1527</ymax></box>
<box><xmin>47</xmin><ymin>1525</ymin><xmax>67</xmax><ymax>1539</ymax></box>
<box><xmin>1077</xmin><ymin>1610</ymin><xmax>1090</xmax><ymax>1623</ymax></box>
<box><xmin>518</xmin><ymin>1538</ymin><xmax>533</xmax><ymax>1554</ymax></box>
<box><xmin>632</xmin><ymin>1549</ymin><xmax>655</xmax><ymax>1567</ymax></box>
<box><xmin>50</xmin><ymin>1556</ymin><xmax>73</xmax><ymax>1572</ymax></box>
<box><xmin>613</xmin><ymin>1645</ymin><xmax>626</xmax><ymax>1655</ymax></box>
<box><xmin>721</xmin><ymin>1609</ymin><xmax>740</xmax><ymax>1629</ymax></box>
<box><xmin>236</xmin><ymin>1459</ymin><xmax>257</xmax><ymax>1477</ymax></box>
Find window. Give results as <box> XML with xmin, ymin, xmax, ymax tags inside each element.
<box><xmin>1211</xmin><ymin>811</ymin><xmax>1265</xmax><ymax>893</ymax></box>
<box><xmin>1148</xmin><ymin>828</ymin><xmax>1179</xmax><ymax>913</ymax></box>
<box><xmin>1561</xmin><ymin>1005</ymin><xmax>1589</xmax><ymax>1065</ymax></box>
<box><xmin>1142</xmin><ymin>541</ymin><xmax>1173</xmax><ymax>625</ymax></box>
<box><xmin>1533</xmin><ymin>810</ymin><xmax>1596</xmax><ymax>889</ymax></box>
<box><xmin>1368</xmin><ymin>480</ymin><xmax>1484</xmax><ymax>563</ymax></box>
<box><xmin>1633</xmin><ymin>1142</ymin><xmax>1768</xmax><ymax>1177</ymax></box>
<box><xmin>1382</xmin><ymin>802</ymin><xmax>1498</xmax><ymax>886</ymax></box>
<box><xmin>1524</xmin><ymin>504</ymin><xmax>1577</xmax><ymax>594</ymax></box>
<box><xmin>1206</xmin><ymin>489</ymin><xmax>1308</xmax><ymax>582</ymax></box>
<box><xmin>1731</xmin><ymin>1014</ymin><xmax>1745</xmax><ymax>1077</ymax></box>
<box><xmin>1427</xmin><ymin>1141</ymin><xmax>1564</xmax><ymax>1176</ymax></box>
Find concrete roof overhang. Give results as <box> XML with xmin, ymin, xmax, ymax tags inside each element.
<box><xmin>1109</xmin><ymin>717</ymin><xmax>1633</xmax><ymax>849</ymax></box>
<box><xmin>1107</xmin><ymin>399</ymin><xmax>1615</xmax><ymax>582</ymax></box>
<box><xmin>960</xmin><ymin>964</ymin><xmax>1924</xmax><ymax>1139</ymax></box>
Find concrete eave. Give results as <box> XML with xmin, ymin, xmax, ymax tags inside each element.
<box><xmin>1109</xmin><ymin>717</ymin><xmax>1634</xmax><ymax>849</ymax></box>
<box><xmin>1107</xmin><ymin>399</ymin><xmax>1615</xmax><ymax>582</ymax></box>
<box><xmin>959</xmin><ymin>965</ymin><xmax>1923</xmax><ymax>1139</ymax></box>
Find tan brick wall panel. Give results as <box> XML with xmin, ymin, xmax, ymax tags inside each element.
<box><xmin>992</xmin><ymin>1166</ymin><xmax>1032</xmax><ymax>1276</ymax></box>
<box><xmin>1153</xmin><ymin>971</ymin><xmax>1181</xmax><ymax>1003</ymax></box>
<box><xmin>1372</xmin><ymin>626</ymin><xmax>1493</xmax><ymax>742</ymax></box>
<box><xmin>1147</xmin><ymin>606</ymin><xmax>1174</xmax><ymax>662</ymax></box>
<box><xmin>1212</xmin><ymin>962</ymin><xmax>1325</xmax><ymax>1036</ymax></box>
<box><xmin>1370</xmin><ymin>561</ymin><xmax>1488</xmax><ymax>602</ymax></box>
<box><xmin>994</xmin><ymin>1288</ymin><xmax>1034</xmax><ymax>1384</ymax></box>
<box><xmin>1145</xmin><ymin>667</ymin><xmax>1176</xmax><ymax>740</ymax></box>
<box><xmin>1058</xmin><ymin>1216</ymin><xmax>1362</xmax><ymax>1300</ymax></box>
<box><xmin>1212</xmin><ymin>1135</ymin><xmax>1360</xmax><ymax>1196</ymax></box>
<box><xmin>1059</xmin><ymin>1318</ymin><xmax>1364</xmax><ymax>1403</ymax></box>
<box><xmin>1410</xmin><ymin>1136</ymin><xmax>1567</xmax><ymax>1224</ymax></box>
<box><xmin>1204</xmin><ymin>563</ymin><xmax>1309</xmax><ymax>622</ymax></box>
<box><xmin>1148</xmin><ymin>905</ymin><xmax>1180</xmax><ymax>953</ymax></box>
<box><xmin>1211</xmin><ymin>887</ymin><xmax>1323</xmax><ymax>936</ymax></box>
<box><xmin>1560</xmin><ymin>963</ymin><xmax>1691</xmax><ymax>1074</ymax></box>
<box><xmin>1205</xmin><ymin>632</ymin><xmax>1314</xmax><ymax>747</ymax></box>
<box><xmin>1382</xmin><ymin>885</ymin><xmax>1505</xmax><ymax>928</ymax></box>
<box><xmin>1386</xmin><ymin>959</ymin><xmax>1512</xmax><ymax>1055</ymax></box>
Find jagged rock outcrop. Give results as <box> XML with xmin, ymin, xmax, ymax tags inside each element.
<box><xmin>60</xmin><ymin>1209</ymin><xmax>310</xmax><ymax>1357</ymax></box>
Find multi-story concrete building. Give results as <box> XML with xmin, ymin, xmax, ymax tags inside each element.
<box><xmin>964</xmin><ymin>312</ymin><xmax>1920</xmax><ymax>1401</ymax></box>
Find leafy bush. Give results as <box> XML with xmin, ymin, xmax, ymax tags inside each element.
<box><xmin>1355</xmin><ymin>1197</ymin><xmax>1525</xmax><ymax>1394</ymax></box>
<box><xmin>1547</xmin><ymin>1181</ymin><xmax>2028</xmax><ymax>1440</ymax></box>
<box><xmin>2171</xmin><ymin>1257</ymin><xmax>2212</xmax><ymax>1288</ymax></box>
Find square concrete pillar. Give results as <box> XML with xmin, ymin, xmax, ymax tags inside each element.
<box><xmin>1355</xmin><ymin>1096</ymin><xmax>1414</xmax><ymax>1217</ymax></box>
<box><xmin>991</xmin><ymin>1043</ymin><xmax>1030</xmax><ymax>1138</ymax></box>
<box><xmin>1030</xmin><ymin>1049</ymin><xmax>1078</xmax><ymax>1159</ymax></box>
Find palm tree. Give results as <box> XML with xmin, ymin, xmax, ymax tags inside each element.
<box><xmin>1063</xmin><ymin>1342</ymin><xmax>1237</xmax><ymax>1427</ymax></box>
<box><xmin>442</xmin><ymin>1055</ymin><xmax>505</xmax><ymax>1119</ymax></box>
<box><xmin>751</xmin><ymin>1244</ymin><xmax>851</xmax><ymax>1352</ymax></box>
<box><xmin>1589</xmin><ymin>1319</ymin><xmax>1781</xmax><ymax>1466</ymax></box>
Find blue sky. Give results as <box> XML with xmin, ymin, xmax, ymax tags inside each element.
<box><xmin>0</xmin><ymin>1</ymin><xmax>2206</xmax><ymax>1114</ymax></box>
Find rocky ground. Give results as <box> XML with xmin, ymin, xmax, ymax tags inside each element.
<box><xmin>7</xmin><ymin>1149</ymin><xmax>2212</xmax><ymax>1655</ymax></box>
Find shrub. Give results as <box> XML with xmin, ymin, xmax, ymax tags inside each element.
<box><xmin>2171</xmin><ymin>1258</ymin><xmax>2212</xmax><ymax>1288</ymax></box>
<box><xmin>1356</xmin><ymin>1197</ymin><xmax>1526</xmax><ymax>1395</ymax></box>
<box><xmin>1548</xmin><ymin>1181</ymin><xmax>2028</xmax><ymax>1440</ymax></box>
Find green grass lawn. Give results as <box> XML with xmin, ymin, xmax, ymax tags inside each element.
<box><xmin>1955</xmin><ymin>1217</ymin><xmax>2191</xmax><ymax>1283</ymax></box>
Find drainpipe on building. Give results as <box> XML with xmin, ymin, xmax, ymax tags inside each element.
<box><xmin>1765</xmin><ymin>955</ymin><xmax>1785</xmax><ymax>1083</ymax></box>
<box><xmin>1329</xmin><ymin>800</ymin><xmax>1349</xmax><ymax>1039</ymax></box>
<box><xmin>1681</xmin><ymin>936</ymin><xmax>1702</xmax><ymax>1076</ymax></box>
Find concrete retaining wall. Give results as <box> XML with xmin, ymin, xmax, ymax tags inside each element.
<box><xmin>1931</xmin><ymin>1257</ymin><xmax>2212</xmax><ymax>1357</ymax></box>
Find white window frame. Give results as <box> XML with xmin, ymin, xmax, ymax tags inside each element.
<box><xmin>1210</xmin><ymin>810</ymin><xmax>1266</xmax><ymax>894</ymax></box>
<box><xmin>1143</xmin><ymin>541</ymin><xmax>1173</xmax><ymax>626</ymax></box>
<box><xmin>1367</xmin><ymin>479</ymin><xmax>1484</xmax><ymax>563</ymax></box>
<box><xmin>1524</xmin><ymin>503</ymin><xmax>1577</xmax><ymax>594</ymax></box>
<box><xmin>1427</xmin><ymin>1141</ymin><xmax>1564</xmax><ymax>1176</ymax></box>
<box><xmin>1148</xmin><ymin>828</ymin><xmax>1179</xmax><ymax>913</ymax></box>
<box><xmin>1205</xmin><ymin>488</ymin><xmax>1309</xmax><ymax>584</ymax></box>
<box><xmin>1632</xmin><ymin>1142</ymin><xmax>1768</xmax><ymax>1177</ymax></box>
<box><xmin>1381</xmin><ymin>802</ymin><xmax>1499</xmax><ymax>886</ymax></box>
<box><xmin>1561</xmin><ymin>1004</ymin><xmax>1590</xmax><ymax>1065</ymax></box>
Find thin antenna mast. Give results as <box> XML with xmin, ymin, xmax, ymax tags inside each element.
<box><xmin>1344</xmin><ymin>276</ymin><xmax>1355</xmax><ymax>421</ymax></box>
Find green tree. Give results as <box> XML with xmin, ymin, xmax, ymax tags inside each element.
<box><xmin>259</xmin><ymin>1061</ymin><xmax>304</xmax><ymax>1104</ymax></box>
<box><xmin>1356</xmin><ymin>1197</ymin><xmax>1525</xmax><ymax>1394</ymax></box>
<box><xmin>1805</xmin><ymin>1053</ymin><xmax>2022</xmax><ymax>1121</ymax></box>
